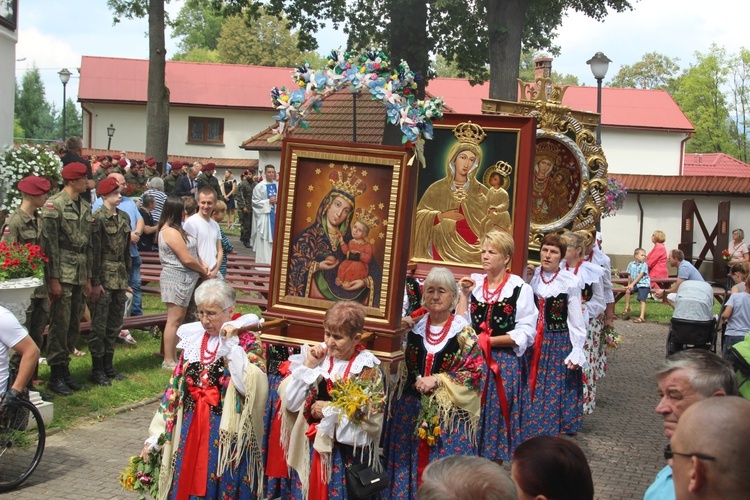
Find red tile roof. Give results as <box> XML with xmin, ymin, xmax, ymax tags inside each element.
<box><xmin>78</xmin><ymin>56</ymin><xmax>293</xmax><ymax>110</ymax></box>
<box><xmin>82</xmin><ymin>147</ymin><xmax>258</xmax><ymax>169</ymax></box>
<box><xmin>682</xmin><ymin>152</ymin><xmax>750</xmax><ymax>177</ymax></box>
<box><xmin>611</xmin><ymin>173</ymin><xmax>750</xmax><ymax>195</ymax></box>
<box><xmin>425</xmin><ymin>79</ymin><xmax>694</xmax><ymax>132</ymax></box>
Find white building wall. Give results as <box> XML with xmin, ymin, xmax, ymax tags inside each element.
<box><xmin>81</xmin><ymin>102</ymin><xmax>276</xmax><ymax>160</ymax></box>
<box><xmin>0</xmin><ymin>24</ymin><xmax>18</xmax><ymax>146</ymax></box>
<box><xmin>601</xmin><ymin>193</ymin><xmax>750</xmax><ymax>279</ymax></box>
<box><xmin>601</xmin><ymin>129</ymin><xmax>688</xmax><ymax>176</ymax></box>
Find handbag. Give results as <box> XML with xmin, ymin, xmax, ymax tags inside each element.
<box><xmin>345</xmin><ymin>460</ymin><xmax>389</xmax><ymax>499</ymax></box>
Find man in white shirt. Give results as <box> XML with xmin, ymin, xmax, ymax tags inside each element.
<box><xmin>252</xmin><ymin>165</ymin><xmax>278</xmax><ymax>265</ymax></box>
<box><xmin>0</xmin><ymin>306</ymin><xmax>40</xmax><ymax>410</ymax></box>
<box><xmin>184</xmin><ymin>186</ymin><xmax>223</xmax><ymax>279</ymax></box>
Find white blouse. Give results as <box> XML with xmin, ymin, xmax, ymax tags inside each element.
<box><xmin>561</xmin><ymin>260</ymin><xmax>607</xmax><ymax>324</ymax></box>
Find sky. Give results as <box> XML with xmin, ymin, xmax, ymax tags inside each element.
<box><xmin>14</xmin><ymin>0</ymin><xmax>748</xmax><ymax>108</ymax></box>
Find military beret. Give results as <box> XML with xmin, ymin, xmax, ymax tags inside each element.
<box><xmin>171</xmin><ymin>160</ymin><xmax>182</xmax><ymax>169</ymax></box>
<box><xmin>17</xmin><ymin>175</ymin><xmax>52</xmax><ymax>195</ymax></box>
<box><xmin>97</xmin><ymin>155</ymin><xmax>107</xmax><ymax>162</ymax></box>
<box><xmin>146</xmin><ymin>158</ymin><xmax>156</xmax><ymax>166</ymax></box>
<box><xmin>97</xmin><ymin>177</ymin><xmax>119</xmax><ymax>196</ymax></box>
<box><xmin>61</xmin><ymin>162</ymin><xmax>88</xmax><ymax>180</ymax></box>
<box><xmin>145</xmin><ymin>156</ymin><xmax>154</xmax><ymax>162</ymax></box>
<box><xmin>118</xmin><ymin>159</ymin><xmax>127</xmax><ymax>167</ymax></box>
<box><xmin>201</xmin><ymin>163</ymin><xmax>216</xmax><ymax>172</ymax></box>
<box><xmin>112</xmin><ymin>154</ymin><xmax>121</xmax><ymax>160</ymax></box>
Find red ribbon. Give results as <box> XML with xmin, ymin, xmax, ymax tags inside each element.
<box><xmin>528</xmin><ymin>297</ymin><xmax>546</xmax><ymax>402</ymax></box>
<box><xmin>478</xmin><ymin>325</ymin><xmax>511</xmax><ymax>436</ymax></box>
<box><xmin>417</xmin><ymin>438</ymin><xmax>431</xmax><ymax>488</ymax></box>
<box><xmin>176</xmin><ymin>383</ymin><xmax>221</xmax><ymax>500</ymax></box>
<box><xmin>265</xmin><ymin>400</ymin><xmax>289</xmax><ymax>479</ymax></box>
<box><xmin>305</xmin><ymin>423</ymin><xmax>329</xmax><ymax>500</ymax></box>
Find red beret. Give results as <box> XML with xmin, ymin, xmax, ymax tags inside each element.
<box><xmin>146</xmin><ymin>158</ymin><xmax>156</xmax><ymax>166</ymax></box>
<box><xmin>97</xmin><ymin>155</ymin><xmax>107</xmax><ymax>162</ymax></box>
<box><xmin>17</xmin><ymin>176</ymin><xmax>52</xmax><ymax>195</ymax></box>
<box><xmin>118</xmin><ymin>159</ymin><xmax>127</xmax><ymax>167</ymax></box>
<box><xmin>97</xmin><ymin>177</ymin><xmax>119</xmax><ymax>197</ymax></box>
<box><xmin>201</xmin><ymin>163</ymin><xmax>216</xmax><ymax>172</ymax></box>
<box><xmin>171</xmin><ymin>160</ymin><xmax>182</xmax><ymax>168</ymax></box>
<box><xmin>61</xmin><ymin>162</ymin><xmax>88</xmax><ymax>180</ymax></box>
<box><xmin>145</xmin><ymin>156</ymin><xmax>154</xmax><ymax>162</ymax></box>
<box><xmin>112</xmin><ymin>154</ymin><xmax>121</xmax><ymax>160</ymax></box>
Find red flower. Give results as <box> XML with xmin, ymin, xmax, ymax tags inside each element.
<box><xmin>503</xmin><ymin>304</ymin><xmax>514</xmax><ymax>315</ymax></box>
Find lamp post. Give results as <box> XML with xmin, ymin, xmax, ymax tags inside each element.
<box><xmin>107</xmin><ymin>123</ymin><xmax>116</xmax><ymax>150</ymax></box>
<box><xmin>58</xmin><ymin>68</ymin><xmax>72</xmax><ymax>141</ymax></box>
<box><xmin>586</xmin><ymin>52</ymin><xmax>611</xmax><ymax>145</ymax></box>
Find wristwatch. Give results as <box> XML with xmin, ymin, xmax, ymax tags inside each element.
<box><xmin>134</xmin><ymin>231</ymin><xmax>141</xmax><ymax>237</ymax></box>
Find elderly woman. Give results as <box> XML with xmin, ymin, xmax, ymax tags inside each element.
<box><xmin>647</xmin><ymin>230</ymin><xmax>668</xmax><ymax>290</ymax></box>
<box><xmin>277</xmin><ymin>301</ymin><xmax>385</xmax><ymax>499</ymax></box>
<box><xmin>561</xmin><ymin>232</ymin><xmax>606</xmax><ymax>416</ymax></box>
<box><xmin>141</xmin><ymin>279</ymin><xmax>268</xmax><ymax>500</ymax></box>
<box><xmin>526</xmin><ymin>233</ymin><xmax>587</xmax><ymax>438</ymax></box>
<box><xmin>456</xmin><ymin>230</ymin><xmax>537</xmax><ymax>462</ymax></box>
<box><xmin>143</xmin><ymin>176</ymin><xmax>168</xmax><ymax>223</ymax></box>
<box><xmin>385</xmin><ymin>267</ymin><xmax>484</xmax><ymax>498</ymax></box>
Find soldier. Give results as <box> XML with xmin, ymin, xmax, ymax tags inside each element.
<box><xmin>40</xmin><ymin>162</ymin><xmax>93</xmax><ymax>396</ymax></box>
<box><xmin>124</xmin><ymin>165</ymin><xmax>139</xmax><ymax>186</ymax></box>
<box><xmin>163</xmin><ymin>160</ymin><xmax>184</xmax><ymax>196</ymax></box>
<box><xmin>89</xmin><ymin>177</ymin><xmax>131</xmax><ymax>386</ymax></box>
<box><xmin>144</xmin><ymin>156</ymin><xmax>159</xmax><ymax>181</ymax></box>
<box><xmin>94</xmin><ymin>160</ymin><xmax>113</xmax><ymax>186</ymax></box>
<box><xmin>235</xmin><ymin>169</ymin><xmax>256</xmax><ymax>248</ymax></box>
<box><xmin>2</xmin><ymin>175</ymin><xmax>53</xmax><ymax>398</ymax></box>
<box><xmin>195</xmin><ymin>162</ymin><xmax>221</xmax><ymax>198</ymax></box>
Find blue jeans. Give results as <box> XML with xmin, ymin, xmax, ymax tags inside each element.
<box><xmin>129</xmin><ymin>253</ymin><xmax>142</xmax><ymax>316</ymax></box>
<box><xmin>723</xmin><ymin>335</ymin><xmax>745</xmax><ymax>359</ymax></box>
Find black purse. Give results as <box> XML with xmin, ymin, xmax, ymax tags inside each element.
<box><xmin>345</xmin><ymin>461</ymin><xmax>389</xmax><ymax>499</ymax></box>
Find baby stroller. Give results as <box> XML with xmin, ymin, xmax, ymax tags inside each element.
<box><xmin>666</xmin><ymin>280</ymin><xmax>725</xmax><ymax>356</ymax></box>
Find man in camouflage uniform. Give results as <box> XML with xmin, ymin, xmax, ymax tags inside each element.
<box><xmin>144</xmin><ymin>157</ymin><xmax>159</xmax><ymax>181</ymax></box>
<box><xmin>1</xmin><ymin>175</ymin><xmax>53</xmax><ymax>398</ymax></box>
<box><xmin>89</xmin><ymin>177</ymin><xmax>131</xmax><ymax>386</ymax></box>
<box><xmin>235</xmin><ymin>169</ymin><xmax>256</xmax><ymax>248</ymax></box>
<box><xmin>163</xmin><ymin>160</ymin><xmax>184</xmax><ymax>196</ymax></box>
<box><xmin>195</xmin><ymin>162</ymin><xmax>221</xmax><ymax>198</ymax></box>
<box><xmin>95</xmin><ymin>160</ymin><xmax>113</xmax><ymax>187</ymax></box>
<box><xmin>41</xmin><ymin>162</ymin><xmax>93</xmax><ymax>396</ymax></box>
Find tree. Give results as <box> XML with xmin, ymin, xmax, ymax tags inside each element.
<box><xmin>673</xmin><ymin>45</ymin><xmax>738</xmax><ymax>156</ymax></box>
<box><xmin>517</xmin><ymin>50</ymin><xmax>580</xmax><ymax>86</ymax></box>
<box><xmin>609</xmin><ymin>52</ymin><xmax>680</xmax><ymax>91</ymax></box>
<box><xmin>15</xmin><ymin>68</ymin><xmax>56</xmax><ymax>141</ymax></box>
<box><xmin>432</xmin><ymin>54</ymin><xmax>463</xmax><ymax>79</ymax></box>
<box><xmin>59</xmin><ymin>98</ymin><xmax>83</xmax><ymax>140</ymax></box>
<box><xmin>13</xmin><ymin>118</ymin><xmax>24</xmax><ymax>140</ymax></box>
<box><xmin>172</xmin><ymin>0</ymin><xmax>224</xmax><ymax>58</ymax></box>
<box><xmin>108</xmin><ymin>0</ymin><xmax>170</xmax><ymax>169</ymax></box>
<box><xmin>728</xmin><ymin>47</ymin><xmax>750</xmax><ymax>162</ymax></box>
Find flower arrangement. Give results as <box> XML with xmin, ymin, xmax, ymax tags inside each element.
<box><xmin>722</xmin><ymin>249</ymin><xmax>731</xmax><ymax>261</ymax></box>
<box><xmin>414</xmin><ymin>394</ymin><xmax>441</xmax><ymax>447</ymax></box>
<box><xmin>119</xmin><ymin>434</ymin><xmax>165</xmax><ymax>500</ymax></box>
<box><xmin>0</xmin><ymin>144</ymin><xmax>63</xmax><ymax>215</ymax></box>
<box><xmin>0</xmin><ymin>242</ymin><xmax>47</xmax><ymax>282</ymax></box>
<box><xmin>601</xmin><ymin>177</ymin><xmax>627</xmax><ymax>218</ymax></box>
<box><xmin>329</xmin><ymin>377</ymin><xmax>385</xmax><ymax>425</ymax></box>
<box><xmin>603</xmin><ymin>325</ymin><xmax>622</xmax><ymax>351</ymax></box>
<box><xmin>269</xmin><ymin>48</ymin><xmax>445</xmax><ymax>165</ymax></box>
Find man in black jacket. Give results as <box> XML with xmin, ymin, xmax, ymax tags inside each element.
<box><xmin>175</xmin><ymin>164</ymin><xmax>200</xmax><ymax>198</ymax></box>
<box><xmin>59</xmin><ymin>136</ymin><xmax>94</xmax><ymax>202</ymax></box>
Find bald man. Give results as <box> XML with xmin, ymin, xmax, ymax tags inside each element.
<box><xmin>669</xmin><ymin>397</ymin><xmax>750</xmax><ymax>499</ymax></box>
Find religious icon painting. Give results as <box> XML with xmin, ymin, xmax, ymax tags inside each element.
<box><xmin>266</xmin><ymin>138</ymin><xmax>416</xmax><ymax>334</ymax></box>
<box><xmin>414</xmin><ymin>113</ymin><xmax>536</xmax><ymax>278</ymax></box>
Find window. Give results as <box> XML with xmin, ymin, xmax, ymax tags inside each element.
<box><xmin>188</xmin><ymin>117</ymin><xmax>224</xmax><ymax>144</ymax></box>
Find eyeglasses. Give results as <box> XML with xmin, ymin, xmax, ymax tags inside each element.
<box><xmin>197</xmin><ymin>308</ymin><xmax>228</xmax><ymax>320</ymax></box>
<box><xmin>663</xmin><ymin>443</ymin><xmax>716</xmax><ymax>462</ymax></box>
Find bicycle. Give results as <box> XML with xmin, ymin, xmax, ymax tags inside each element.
<box><xmin>0</xmin><ymin>395</ymin><xmax>46</xmax><ymax>492</ymax></box>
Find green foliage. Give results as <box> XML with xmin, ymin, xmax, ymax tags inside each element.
<box><xmin>518</xmin><ymin>50</ymin><xmax>580</xmax><ymax>85</ymax></box>
<box><xmin>432</xmin><ymin>54</ymin><xmax>463</xmax><ymax>79</ymax></box>
<box><xmin>15</xmin><ymin>68</ymin><xmax>56</xmax><ymax>141</ymax></box>
<box><xmin>727</xmin><ymin>47</ymin><xmax>750</xmax><ymax>162</ymax></box>
<box><xmin>13</xmin><ymin>118</ymin><xmax>24</xmax><ymax>139</ymax></box>
<box><xmin>0</xmin><ymin>144</ymin><xmax>64</xmax><ymax>213</ymax></box>
<box><xmin>61</xmin><ymin>98</ymin><xmax>83</xmax><ymax>139</ymax></box>
<box><xmin>173</xmin><ymin>0</ymin><xmax>224</xmax><ymax>53</ymax></box>
<box><xmin>172</xmin><ymin>47</ymin><xmax>222</xmax><ymax>62</ymax></box>
<box><xmin>609</xmin><ymin>52</ymin><xmax>681</xmax><ymax>90</ymax></box>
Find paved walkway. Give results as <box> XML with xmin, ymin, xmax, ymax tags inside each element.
<box><xmin>9</xmin><ymin>317</ymin><xmax>671</xmax><ymax>499</ymax></box>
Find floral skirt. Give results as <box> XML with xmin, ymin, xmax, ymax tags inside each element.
<box><xmin>168</xmin><ymin>407</ymin><xmax>256</xmax><ymax>499</ymax></box>
<box><xmin>288</xmin><ymin>442</ymin><xmax>363</xmax><ymax>500</ymax></box>
<box><xmin>263</xmin><ymin>372</ymin><xmax>293</xmax><ymax>499</ymax></box>
<box><xmin>384</xmin><ymin>391</ymin><xmax>477</xmax><ymax>500</ymax></box>
<box><xmin>478</xmin><ymin>347</ymin><xmax>526</xmax><ymax>461</ymax></box>
<box><xmin>583</xmin><ymin>313</ymin><xmax>606</xmax><ymax>414</ymax></box>
<box><xmin>523</xmin><ymin>328</ymin><xmax>583</xmax><ymax>439</ymax></box>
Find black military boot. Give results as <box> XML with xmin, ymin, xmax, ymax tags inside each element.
<box><xmin>62</xmin><ymin>364</ymin><xmax>84</xmax><ymax>391</ymax></box>
<box><xmin>47</xmin><ymin>365</ymin><xmax>73</xmax><ymax>396</ymax></box>
<box><xmin>103</xmin><ymin>352</ymin><xmax>126</xmax><ymax>381</ymax></box>
<box><xmin>90</xmin><ymin>357</ymin><xmax>112</xmax><ymax>386</ymax></box>
<box><xmin>27</xmin><ymin>380</ymin><xmax>55</xmax><ymax>401</ymax></box>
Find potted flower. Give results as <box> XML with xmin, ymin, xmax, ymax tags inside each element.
<box><xmin>0</xmin><ymin>143</ymin><xmax>63</xmax><ymax>219</ymax></box>
<box><xmin>601</xmin><ymin>177</ymin><xmax>627</xmax><ymax>218</ymax></box>
<box><xmin>0</xmin><ymin>242</ymin><xmax>47</xmax><ymax>323</ymax></box>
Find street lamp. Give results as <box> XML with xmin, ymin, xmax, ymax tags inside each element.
<box><xmin>58</xmin><ymin>68</ymin><xmax>72</xmax><ymax>141</ymax></box>
<box><xmin>107</xmin><ymin>123</ymin><xmax>116</xmax><ymax>150</ymax></box>
<box><xmin>586</xmin><ymin>52</ymin><xmax>611</xmax><ymax>145</ymax></box>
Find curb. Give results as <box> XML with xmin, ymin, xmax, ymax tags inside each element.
<box><xmin>46</xmin><ymin>396</ymin><xmax>160</xmax><ymax>437</ymax></box>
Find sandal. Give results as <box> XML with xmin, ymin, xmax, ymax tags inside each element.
<box><xmin>161</xmin><ymin>361</ymin><xmax>178</xmax><ymax>370</ymax></box>
<box><xmin>632</xmin><ymin>318</ymin><xmax>645</xmax><ymax>323</ymax></box>
<box><xmin>72</xmin><ymin>349</ymin><xmax>87</xmax><ymax>357</ymax></box>
<box><xmin>621</xmin><ymin>309</ymin><xmax>630</xmax><ymax>318</ymax></box>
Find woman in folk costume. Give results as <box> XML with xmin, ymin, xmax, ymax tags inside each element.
<box><xmin>385</xmin><ymin>267</ymin><xmax>484</xmax><ymax>499</ymax></box>
<box><xmin>455</xmin><ymin>231</ymin><xmax>538</xmax><ymax>462</ymax></box>
<box><xmin>140</xmin><ymin>279</ymin><xmax>269</xmax><ymax>500</ymax></box>
<box><xmin>278</xmin><ymin>301</ymin><xmax>385</xmax><ymax>499</ymax></box>
<box><xmin>584</xmin><ymin>234</ymin><xmax>616</xmax><ymax>385</ymax></box>
<box><xmin>526</xmin><ymin>233</ymin><xmax>587</xmax><ymax>438</ymax></box>
<box><xmin>560</xmin><ymin>231</ymin><xmax>606</xmax><ymax>416</ymax></box>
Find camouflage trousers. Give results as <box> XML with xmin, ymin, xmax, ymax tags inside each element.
<box><xmin>239</xmin><ymin>208</ymin><xmax>253</xmax><ymax>243</ymax></box>
<box><xmin>88</xmin><ymin>288</ymin><xmax>127</xmax><ymax>358</ymax></box>
<box><xmin>47</xmin><ymin>283</ymin><xmax>86</xmax><ymax>367</ymax></box>
<box><xmin>9</xmin><ymin>297</ymin><xmax>50</xmax><ymax>371</ymax></box>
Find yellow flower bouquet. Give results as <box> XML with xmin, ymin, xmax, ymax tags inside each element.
<box><xmin>329</xmin><ymin>378</ymin><xmax>385</xmax><ymax>425</ymax></box>
<box><xmin>119</xmin><ymin>434</ymin><xmax>165</xmax><ymax>499</ymax></box>
<box><xmin>414</xmin><ymin>395</ymin><xmax>441</xmax><ymax>447</ymax></box>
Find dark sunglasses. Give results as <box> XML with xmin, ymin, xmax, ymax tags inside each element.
<box><xmin>664</xmin><ymin>443</ymin><xmax>716</xmax><ymax>462</ymax></box>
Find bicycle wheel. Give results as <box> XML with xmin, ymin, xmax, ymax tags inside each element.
<box><xmin>0</xmin><ymin>398</ymin><xmax>46</xmax><ymax>492</ymax></box>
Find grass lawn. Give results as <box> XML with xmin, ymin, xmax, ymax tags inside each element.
<box><xmin>41</xmin><ymin>291</ymin><xmax>261</xmax><ymax>430</ymax></box>
<box><xmin>613</xmin><ymin>296</ymin><xmax>722</xmax><ymax>324</ymax></box>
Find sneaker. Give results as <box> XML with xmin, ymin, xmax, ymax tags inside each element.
<box><xmin>118</xmin><ymin>330</ymin><xmax>137</xmax><ymax>345</ymax></box>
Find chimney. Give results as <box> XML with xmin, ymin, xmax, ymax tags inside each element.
<box><xmin>534</xmin><ymin>57</ymin><xmax>553</xmax><ymax>80</ymax></box>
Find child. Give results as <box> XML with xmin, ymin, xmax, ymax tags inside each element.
<box><xmin>211</xmin><ymin>200</ymin><xmax>234</xmax><ymax>278</ymax></box>
<box><xmin>623</xmin><ymin>247</ymin><xmax>650</xmax><ymax>322</ymax></box>
<box><xmin>182</xmin><ymin>196</ymin><xmax>197</xmax><ymax>220</ymax></box>
<box><xmin>335</xmin><ymin>207</ymin><xmax>379</xmax><ymax>289</ymax></box>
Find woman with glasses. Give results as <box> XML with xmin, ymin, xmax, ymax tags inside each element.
<box><xmin>158</xmin><ymin>196</ymin><xmax>209</xmax><ymax>369</ymax></box>
<box><xmin>140</xmin><ymin>279</ymin><xmax>269</xmax><ymax>499</ymax></box>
